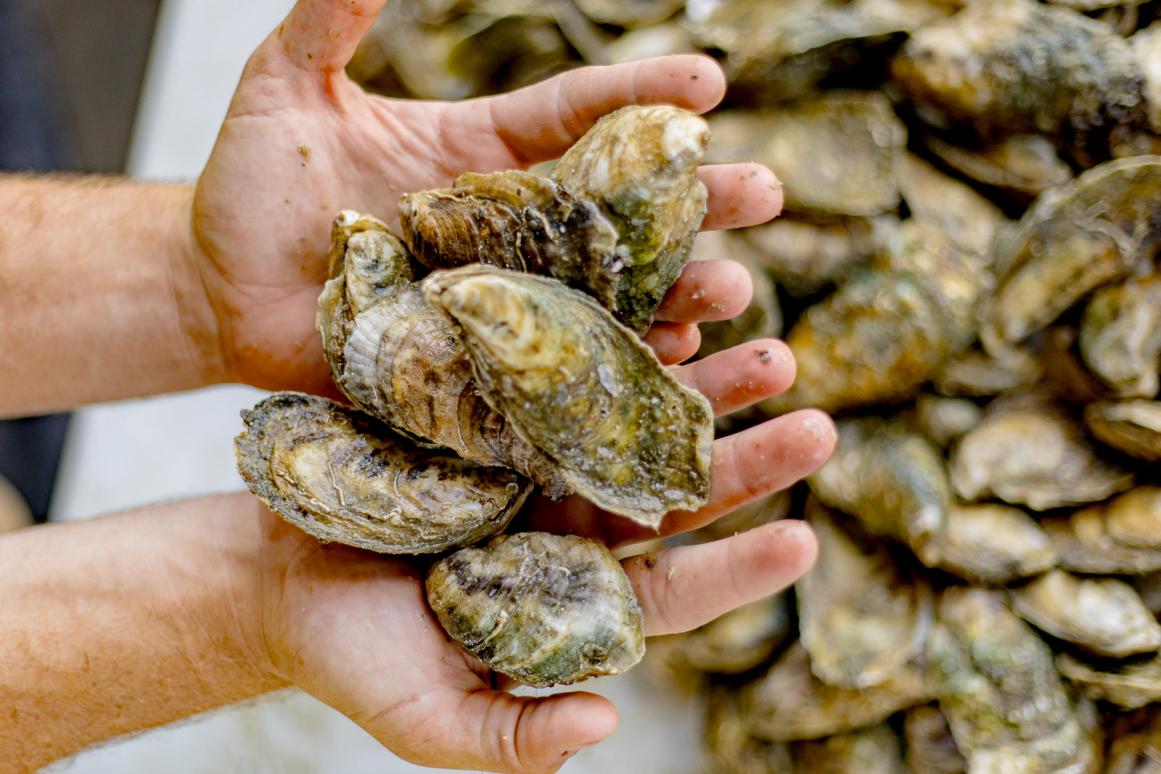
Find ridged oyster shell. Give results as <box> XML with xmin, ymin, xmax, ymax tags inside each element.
<box><xmin>234</xmin><ymin>392</ymin><xmax>530</xmax><ymax>554</ymax></box>
<box><xmin>425</xmin><ymin>531</ymin><xmax>644</xmax><ymax>687</ymax></box>
<box><xmin>422</xmin><ymin>265</ymin><xmax>713</xmax><ymax>527</ymax></box>
<box><xmin>400</xmin><ymin>105</ymin><xmax>709</xmax><ymax>333</ymax></box>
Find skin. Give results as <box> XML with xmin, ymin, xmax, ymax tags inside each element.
<box><xmin>0</xmin><ymin>1</ymin><xmax>836</xmax><ymax>771</ymax></box>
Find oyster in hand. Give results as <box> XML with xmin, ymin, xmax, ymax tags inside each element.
<box><xmin>422</xmin><ymin>265</ymin><xmax>713</xmax><ymax>527</ymax></box>
<box><xmin>234</xmin><ymin>393</ymin><xmax>529</xmax><ymax>554</ymax></box>
<box><xmin>426</xmin><ymin>532</ymin><xmax>644</xmax><ymax>687</ymax></box>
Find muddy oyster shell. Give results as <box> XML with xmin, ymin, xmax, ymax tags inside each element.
<box><xmin>1058</xmin><ymin>652</ymin><xmax>1161</xmax><ymax>711</ymax></box>
<box><xmin>949</xmin><ymin>397</ymin><xmax>1134</xmax><ymax>511</ymax></box>
<box><xmin>984</xmin><ymin>157</ymin><xmax>1161</xmax><ymax>355</ymax></box>
<box><xmin>928</xmin><ymin>588</ymin><xmax>1099</xmax><ymax>774</ymax></box>
<box><xmin>707</xmin><ymin>92</ymin><xmax>906</xmax><ymax>219</ymax></box>
<box><xmin>935</xmin><ymin>503</ymin><xmax>1057</xmax><ymax>585</ymax></box>
<box><xmin>1086</xmin><ymin>401</ymin><xmax>1161</xmax><ymax>462</ymax></box>
<box><xmin>234</xmin><ymin>392</ymin><xmax>529</xmax><ymax>554</ymax></box>
<box><xmin>1044</xmin><ymin>488</ymin><xmax>1161</xmax><ymax>575</ymax></box>
<box><xmin>798</xmin><ymin>500</ymin><xmax>932</xmax><ymax>689</ymax></box>
<box><xmin>422</xmin><ymin>265</ymin><xmax>713</xmax><ymax>527</ymax></box>
<box><xmin>426</xmin><ymin>531</ymin><xmax>644</xmax><ymax>687</ymax></box>
<box><xmin>400</xmin><ymin>106</ymin><xmax>708</xmax><ymax>334</ymax></box>
<box><xmin>789</xmin><ymin>724</ymin><xmax>907</xmax><ymax>772</ymax></box>
<box><xmin>1079</xmin><ymin>275</ymin><xmax>1161</xmax><ymax>400</ymax></box>
<box><xmin>904</xmin><ymin>705</ymin><xmax>967</xmax><ymax>774</ymax></box>
<box><xmin>1011</xmin><ymin>570</ymin><xmax>1161</xmax><ymax>658</ymax></box>
<box><xmin>317</xmin><ymin>211</ymin><xmax>566</xmax><ymax>496</ymax></box>
<box><xmin>808</xmin><ymin>418</ymin><xmax>950</xmax><ymax>566</ymax></box>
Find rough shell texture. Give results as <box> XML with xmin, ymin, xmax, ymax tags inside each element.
<box><xmin>1079</xmin><ymin>275</ymin><xmax>1161</xmax><ymax>400</ymax></box>
<box><xmin>1085</xmin><ymin>401</ymin><xmax>1161</xmax><ymax>462</ymax></box>
<box><xmin>707</xmin><ymin>92</ymin><xmax>906</xmax><ymax>218</ymax></box>
<box><xmin>1058</xmin><ymin>652</ymin><xmax>1161</xmax><ymax>711</ymax></box>
<box><xmin>904</xmin><ymin>705</ymin><xmax>967</xmax><ymax>774</ymax></box>
<box><xmin>928</xmin><ymin>588</ymin><xmax>1098</xmax><ymax>774</ymax></box>
<box><xmin>1012</xmin><ymin>570</ymin><xmax>1161</xmax><ymax>658</ymax></box>
<box><xmin>1044</xmin><ymin>488</ymin><xmax>1161</xmax><ymax>575</ymax></box>
<box><xmin>984</xmin><ymin>157</ymin><xmax>1161</xmax><ymax>354</ymax></box>
<box><xmin>949</xmin><ymin>397</ymin><xmax>1134</xmax><ymax>511</ymax></box>
<box><xmin>789</xmin><ymin>724</ymin><xmax>907</xmax><ymax>772</ymax></box>
<box><xmin>892</xmin><ymin>0</ymin><xmax>1144</xmax><ymax>142</ymax></box>
<box><xmin>935</xmin><ymin>503</ymin><xmax>1057</xmax><ymax>585</ymax></box>
<box><xmin>742</xmin><ymin>642</ymin><xmax>934</xmax><ymax>742</ymax></box>
<box><xmin>234</xmin><ymin>392</ymin><xmax>529</xmax><ymax>554</ymax></box>
<box><xmin>798</xmin><ymin>501</ymin><xmax>932</xmax><ymax>689</ymax></box>
<box><xmin>767</xmin><ymin>221</ymin><xmax>988</xmax><ymax>414</ymax></box>
<box><xmin>425</xmin><ymin>532</ymin><xmax>644</xmax><ymax>687</ymax></box>
<box><xmin>422</xmin><ymin>265</ymin><xmax>713</xmax><ymax>527</ymax></box>
<box><xmin>317</xmin><ymin>211</ymin><xmax>566</xmax><ymax>496</ymax></box>
<box><xmin>808</xmin><ymin>418</ymin><xmax>950</xmax><ymax>566</ymax></box>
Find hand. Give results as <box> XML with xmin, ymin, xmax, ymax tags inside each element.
<box><xmin>189</xmin><ymin>0</ymin><xmax>784</xmax><ymax>395</ymax></box>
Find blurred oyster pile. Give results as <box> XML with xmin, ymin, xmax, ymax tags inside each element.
<box><xmin>351</xmin><ymin>0</ymin><xmax>1161</xmax><ymax>769</ymax></box>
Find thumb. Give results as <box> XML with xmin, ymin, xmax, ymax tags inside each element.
<box><xmin>273</xmin><ymin>0</ymin><xmax>386</xmax><ymax>73</ymax></box>
<box><xmin>443</xmin><ymin>690</ymin><xmax>618</xmax><ymax>773</ymax></box>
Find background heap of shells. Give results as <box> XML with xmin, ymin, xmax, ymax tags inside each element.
<box><xmin>353</xmin><ymin>0</ymin><xmax>1161</xmax><ymax>770</ymax></box>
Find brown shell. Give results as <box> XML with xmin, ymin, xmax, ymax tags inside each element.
<box><xmin>1085</xmin><ymin>400</ymin><xmax>1161</xmax><ymax>462</ymax></box>
<box><xmin>1079</xmin><ymin>275</ymin><xmax>1161</xmax><ymax>400</ymax></box>
<box><xmin>790</xmin><ymin>724</ymin><xmax>907</xmax><ymax>773</ymax></box>
<box><xmin>904</xmin><ymin>705</ymin><xmax>967</xmax><ymax>774</ymax></box>
<box><xmin>935</xmin><ymin>503</ymin><xmax>1057</xmax><ymax>585</ymax></box>
<box><xmin>234</xmin><ymin>392</ymin><xmax>529</xmax><ymax>554</ymax></box>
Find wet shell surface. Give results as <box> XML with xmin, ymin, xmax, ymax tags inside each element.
<box><xmin>421</xmin><ymin>265</ymin><xmax>713</xmax><ymax>527</ymax></box>
<box><xmin>234</xmin><ymin>392</ymin><xmax>530</xmax><ymax>554</ymax></box>
<box><xmin>425</xmin><ymin>531</ymin><xmax>644</xmax><ymax>687</ymax></box>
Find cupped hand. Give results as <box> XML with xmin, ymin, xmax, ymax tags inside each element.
<box><xmin>191</xmin><ymin>0</ymin><xmax>783</xmax><ymax>395</ymax></box>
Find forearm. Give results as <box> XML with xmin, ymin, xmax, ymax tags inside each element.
<box><xmin>0</xmin><ymin>493</ymin><xmax>286</xmax><ymax>770</ymax></box>
<box><xmin>0</xmin><ymin>176</ymin><xmax>224</xmax><ymax>417</ymax></box>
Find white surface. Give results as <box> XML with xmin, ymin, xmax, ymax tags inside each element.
<box><xmin>48</xmin><ymin>1</ymin><xmax>705</xmax><ymax>771</ymax></box>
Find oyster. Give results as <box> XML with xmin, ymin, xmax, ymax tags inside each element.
<box><xmin>767</xmin><ymin>221</ymin><xmax>987</xmax><ymax>414</ymax></box>
<box><xmin>707</xmin><ymin>93</ymin><xmax>906</xmax><ymax>219</ymax></box>
<box><xmin>897</xmin><ymin>154</ymin><xmax>1008</xmax><ymax>256</ymax></box>
<box><xmin>1086</xmin><ymin>401</ymin><xmax>1161</xmax><ymax>462</ymax></box>
<box><xmin>928</xmin><ymin>588</ymin><xmax>1099</xmax><ymax>774</ymax></box>
<box><xmin>603</xmin><ymin>23</ymin><xmax>694</xmax><ymax>64</ymax></box>
<box><xmin>739</xmin><ymin>216</ymin><xmax>890</xmax><ymax>297</ymax></box>
<box><xmin>1011</xmin><ymin>570</ymin><xmax>1161</xmax><ymax>658</ymax></box>
<box><xmin>903</xmin><ymin>705</ymin><xmax>967</xmax><ymax>774</ymax></box>
<box><xmin>742</xmin><ymin>642</ymin><xmax>933</xmax><ymax>742</ymax></box>
<box><xmin>706</xmin><ymin>686</ymin><xmax>793</xmax><ymax>774</ymax></box>
<box><xmin>234</xmin><ymin>393</ymin><xmax>529</xmax><ymax>554</ymax></box>
<box><xmin>911</xmin><ymin>394</ymin><xmax>983</xmax><ymax>449</ymax></box>
<box><xmin>425</xmin><ymin>532</ymin><xmax>644</xmax><ymax>687</ymax></box>
<box><xmin>789</xmin><ymin>724</ymin><xmax>907</xmax><ymax>772</ymax></box>
<box><xmin>983</xmin><ymin>157</ymin><xmax>1161</xmax><ymax>355</ymax></box>
<box><xmin>891</xmin><ymin>0</ymin><xmax>1144</xmax><ymax>143</ymax></box>
<box><xmin>656</xmin><ymin>595</ymin><xmax>791</xmax><ymax>676</ymax></box>
<box><xmin>1134</xmin><ymin>22</ymin><xmax>1161</xmax><ymax>135</ymax></box>
<box><xmin>922</xmin><ymin>133</ymin><xmax>1073</xmax><ymax>200</ymax></box>
<box><xmin>949</xmin><ymin>397</ymin><xmax>1134</xmax><ymax>511</ymax></box>
<box><xmin>1043</xmin><ymin>488</ymin><xmax>1161</xmax><ymax>574</ymax></box>
<box><xmin>317</xmin><ymin>211</ymin><xmax>565</xmax><ymax>496</ymax></box>
<box><xmin>933</xmin><ymin>346</ymin><xmax>1043</xmax><ymax>399</ymax></box>
<box><xmin>935</xmin><ymin>504</ymin><xmax>1057</xmax><ymax>585</ymax></box>
<box><xmin>422</xmin><ymin>265</ymin><xmax>714</xmax><ymax>527</ymax></box>
<box><xmin>808</xmin><ymin>418</ymin><xmax>950</xmax><ymax>566</ymax></box>
<box><xmin>1079</xmin><ymin>275</ymin><xmax>1161</xmax><ymax>399</ymax></box>
<box><xmin>1105</xmin><ymin>706</ymin><xmax>1161</xmax><ymax>774</ymax></box>
<box><xmin>798</xmin><ymin>500</ymin><xmax>932</xmax><ymax>689</ymax></box>
<box><xmin>401</xmin><ymin>106</ymin><xmax>709</xmax><ymax>334</ymax></box>
<box><xmin>1057</xmin><ymin>652</ymin><xmax>1161</xmax><ymax>711</ymax></box>
<box><xmin>572</xmin><ymin>0</ymin><xmax>683</xmax><ymax>27</ymax></box>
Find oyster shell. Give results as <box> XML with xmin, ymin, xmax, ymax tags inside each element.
<box><xmin>739</xmin><ymin>216</ymin><xmax>890</xmax><ymax>297</ymax></box>
<box><xmin>933</xmin><ymin>346</ymin><xmax>1043</xmax><ymax>399</ymax></box>
<box><xmin>903</xmin><ymin>705</ymin><xmax>967</xmax><ymax>774</ymax></box>
<box><xmin>425</xmin><ymin>531</ymin><xmax>644</xmax><ymax>687</ymax></box>
<box><xmin>897</xmin><ymin>154</ymin><xmax>1008</xmax><ymax>256</ymax></box>
<box><xmin>234</xmin><ymin>392</ymin><xmax>529</xmax><ymax>554</ymax></box>
<box><xmin>767</xmin><ymin>221</ymin><xmax>987</xmax><ymax>414</ymax></box>
<box><xmin>317</xmin><ymin>211</ymin><xmax>566</xmax><ymax>496</ymax></box>
<box><xmin>742</xmin><ymin>642</ymin><xmax>933</xmax><ymax>742</ymax></box>
<box><xmin>656</xmin><ymin>594</ymin><xmax>792</xmax><ymax>676</ymax></box>
<box><xmin>1134</xmin><ymin>22</ymin><xmax>1161</xmax><ymax>136</ymax></box>
<box><xmin>1057</xmin><ymin>652</ymin><xmax>1161</xmax><ymax>711</ymax></box>
<box><xmin>1079</xmin><ymin>275</ymin><xmax>1161</xmax><ymax>399</ymax></box>
<box><xmin>1043</xmin><ymin>488</ymin><xmax>1161</xmax><ymax>574</ymax></box>
<box><xmin>603</xmin><ymin>22</ymin><xmax>694</xmax><ymax>64</ymax></box>
<box><xmin>983</xmin><ymin>157</ymin><xmax>1161</xmax><ymax>355</ymax></box>
<box><xmin>808</xmin><ymin>418</ymin><xmax>950</xmax><ymax>566</ymax></box>
<box><xmin>911</xmin><ymin>394</ymin><xmax>983</xmax><ymax>449</ymax></box>
<box><xmin>422</xmin><ymin>265</ymin><xmax>714</xmax><ymax>527</ymax></box>
<box><xmin>572</xmin><ymin>0</ymin><xmax>683</xmax><ymax>27</ymax></box>
<box><xmin>694</xmin><ymin>488</ymin><xmax>791</xmax><ymax>543</ymax></box>
<box><xmin>928</xmin><ymin>588</ymin><xmax>1099</xmax><ymax>774</ymax></box>
<box><xmin>891</xmin><ymin>0</ymin><xmax>1144</xmax><ymax>143</ymax></box>
<box><xmin>789</xmin><ymin>724</ymin><xmax>907</xmax><ymax>772</ymax></box>
<box><xmin>1012</xmin><ymin>570</ymin><xmax>1161</xmax><ymax>658</ymax></box>
<box><xmin>705</xmin><ymin>686</ymin><xmax>793</xmax><ymax>774</ymax></box>
<box><xmin>922</xmin><ymin>133</ymin><xmax>1073</xmax><ymax>200</ymax></box>
<box><xmin>707</xmin><ymin>93</ymin><xmax>906</xmax><ymax>219</ymax></box>
<box><xmin>949</xmin><ymin>397</ymin><xmax>1134</xmax><ymax>511</ymax></box>
<box><xmin>935</xmin><ymin>503</ymin><xmax>1057</xmax><ymax>585</ymax></box>
<box><xmin>1105</xmin><ymin>706</ymin><xmax>1161</xmax><ymax>774</ymax></box>
<box><xmin>798</xmin><ymin>500</ymin><xmax>932</xmax><ymax>689</ymax></box>
<box><xmin>1086</xmin><ymin>401</ymin><xmax>1161</xmax><ymax>462</ymax></box>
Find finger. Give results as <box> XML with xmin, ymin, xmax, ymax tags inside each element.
<box><xmin>624</xmin><ymin>520</ymin><xmax>817</xmax><ymax>636</ymax></box>
<box><xmin>699</xmin><ymin>163</ymin><xmax>784</xmax><ymax>231</ymax></box>
<box><xmin>672</xmin><ymin>340</ymin><xmax>795</xmax><ymax>417</ymax></box>
<box><xmin>644</xmin><ymin>323</ymin><xmax>701</xmax><ymax>365</ymax></box>
<box><xmin>275</xmin><ymin>0</ymin><xmax>386</xmax><ymax>73</ymax></box>
<box><xmin>488</xmin><ymin>55</ymin><xmax>726</xmax><ymax>162</ymax></box>
<box><xmin>655</xmin><ymin>259</ymin><xmax>752</xmax><ymax>323</ymax></box>
<box><xmin>607</xmin><ymin>409</ymin><xmax>836</xmax><ymax>547</ymax></box>
<box><xmin>437</xmin><ymin>690</ymin><xmax>618</xmax><ymax>773</ymax></box>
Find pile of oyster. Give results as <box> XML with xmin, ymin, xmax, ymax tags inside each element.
<box><xmin>235</xmin><ymin>105</ymin><xmax>716</xmax><ymax>687</ymax></box>
<box><xmin>350</xmin><ymin>0</ymin><xmax>1161</xmax><ymax>769</ymax></box>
